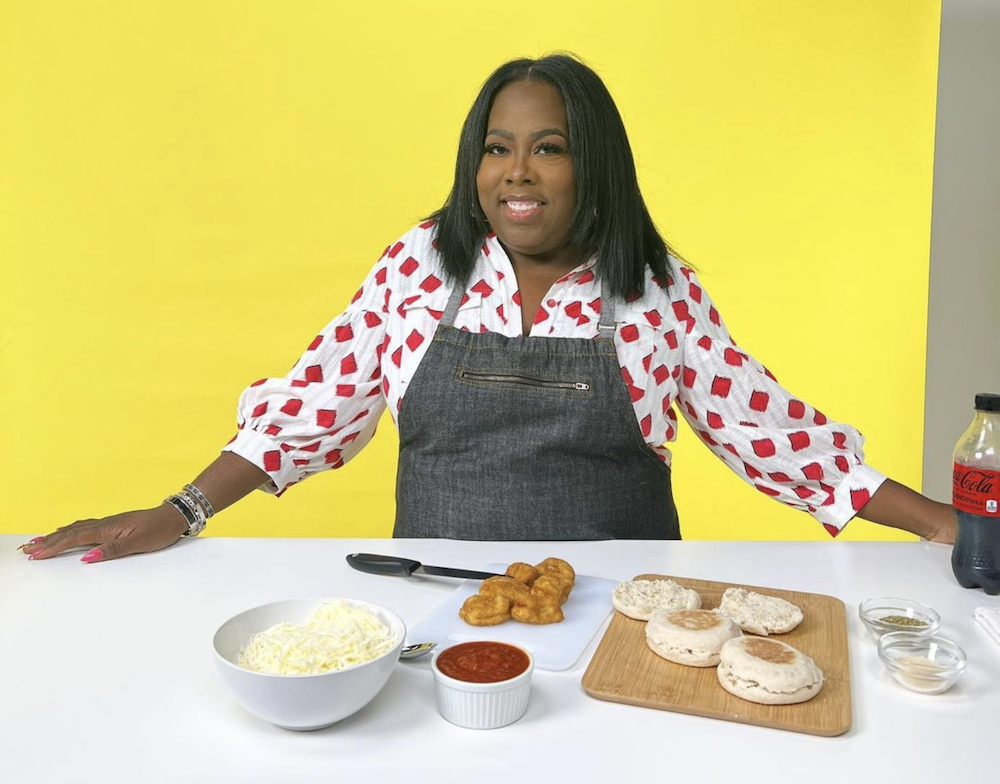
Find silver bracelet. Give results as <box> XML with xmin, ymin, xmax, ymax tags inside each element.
<box><xmin>164</xmin><ymin>491</ymin><xmax>207</xmax><ymax>537</ymax></box>
<box><xmin>177</xmin><ymin>489</ymin><xmax>208</xmax><ymax>535</ymax></box>
<box><xmin>183</xmin><ymin>483</ymin><xmax>215</xmax><ymax>519</ymax></box>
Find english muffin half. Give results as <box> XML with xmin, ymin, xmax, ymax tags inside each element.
<box><xmin>613</xmin><ymin>579</ymin><xmax>702</xmax><ymax>621</ymax></box>
<box><xmin>718</xmin><ymin>587</ymin><xmax>804</xmax><ymax>635</ymax></box>
<box><xmin>645</xmin><ymin>609</ymin><xmax>742</xmax><ymax>667</ymax></box>
<box><xmin>716</xmin><ymin>636</ymin><xmax>824</xmax><ymax>705</ymax></box>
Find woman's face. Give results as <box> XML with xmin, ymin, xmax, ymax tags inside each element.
<box><xmin>476</xmin><ymin>80</ymin><xmax>578</xmax><ymax>269</ymax></box>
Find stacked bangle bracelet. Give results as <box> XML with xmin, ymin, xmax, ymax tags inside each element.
<box><xmin>164</xmin><ymin>483</ymin><xmax>215</xmax><ymax>537</ymax></box>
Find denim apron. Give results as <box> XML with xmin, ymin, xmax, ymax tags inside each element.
<box><xmin>393</xmin><ymin>277</ymin><xmax>680</xmax><ymax>540</ymax></box>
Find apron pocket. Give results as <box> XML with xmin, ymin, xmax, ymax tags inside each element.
<box><xmin>455</xmin><ymin>367</ymin><xmax>593</xmax><ymax>396</ymax></box>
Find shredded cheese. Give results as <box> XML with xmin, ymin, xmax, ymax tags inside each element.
<box><xmin>238</xmin><ymin>601</ymin><xmax>398</xmax><ymax>675</ymax></box>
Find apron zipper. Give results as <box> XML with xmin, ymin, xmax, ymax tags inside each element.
<box><xmin>456</xmin><ymin>369</ymin><xmax>591</xmax><ymax>391</ymax></box>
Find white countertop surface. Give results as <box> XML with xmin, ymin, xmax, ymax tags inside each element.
<box><xmin>2</xmin><ymin>535</ymin><xmax>995</xmax><ymax>783</ymax></box>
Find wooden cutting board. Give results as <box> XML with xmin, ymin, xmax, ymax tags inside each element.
<box><xmin>582</xmin><ymin>574</ymin><xmax>851</xmax><ymax>736</ymax></box>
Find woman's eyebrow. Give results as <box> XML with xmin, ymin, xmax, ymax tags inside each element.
<box><xmin>484</xmin><ymin>128</ymin><xmax>568</xmax><ymax>141</ymax></box>
<box><xmin>530</xmin><ymin>128</ymin><xmax>567</xmax><ymax>141</ymax></box>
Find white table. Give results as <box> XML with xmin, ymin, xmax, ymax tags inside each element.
<box><xmin>1</xmin><ymin>535</ymin><xmax>995</xmax><ymax>783</ymax></box>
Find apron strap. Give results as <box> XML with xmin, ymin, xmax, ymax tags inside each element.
<box><xmin>597</xmin><ymin>278</ymin><xmax>616</xmax><ymax>340</ymax></box>
<box><xmin>441</xmin><ymin>277</ymin><xmax>466</xmax><ymax>328</ymax></box>
<box><xmin>440</xmin><ymin>269</ymin><xmax>618</xmax><ymax>337</ymax></box>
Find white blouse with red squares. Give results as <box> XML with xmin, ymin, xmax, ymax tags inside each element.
<box><xmin>223</xmin><ymin>220</ymin><xmax>886</xmax><ymax>537</ymax></box>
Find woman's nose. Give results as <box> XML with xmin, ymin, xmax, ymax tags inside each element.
<box><xmin>505</xmin><ymin>149</ymin><xmax>535</xmax><ymax>183</ymax></box>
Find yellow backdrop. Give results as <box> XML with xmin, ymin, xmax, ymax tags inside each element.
<box><xmin>0</xmin><ymin>0</ymin><xmax>941</xmax><ymax>541</ymax></box>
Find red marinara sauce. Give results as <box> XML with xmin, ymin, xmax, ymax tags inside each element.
<box><xmin>435</xmin><ymin>642</ymin><xmax>531</xmax><ymax>683</ymax></box>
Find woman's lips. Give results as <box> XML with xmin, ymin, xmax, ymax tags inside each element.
<box><xmin>502</xmin><ymin>199</ymin><xmax>543</xmax><ymax>222</ymax></box>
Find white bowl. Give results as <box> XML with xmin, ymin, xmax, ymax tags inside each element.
<box><xmin>213</xmin><ymin>598</ymin><xmax>405</xmax><ymax>731</ymax></box>
<box><xmin>431</xmin><ymin>641</ymin><xmax>533</xmax><ymax>729</ymax></box>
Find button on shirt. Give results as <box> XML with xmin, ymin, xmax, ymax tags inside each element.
<box><xmin>224</xmin><ymin>221</ymin><xmax>886</xmax><ymax>536</ymax></box>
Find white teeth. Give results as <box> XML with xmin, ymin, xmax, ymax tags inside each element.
<box><xmin>505</xmin><ymin>201</ymin><xmax>540</xmax><ymax>212</ymax></box>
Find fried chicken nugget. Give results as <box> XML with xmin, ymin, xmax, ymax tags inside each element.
<box><xmin>535</xmin><ymin>557</ymin><xmax>575</xmax><ymax>586</ymax></box>
<box><xmin>459</xmin><ymin>593</ymin><xmax>512</xmax><ymax>626</ymax></box>
<box><xmin>511</xmin><ymin>594</ymin><xmax>564</xmax><ymax>624</ymax></box>
<box><xmin>533</xmin><ymin>558</ymin><xmax>575</xmax><ymax>606</ymax></box>
<box><xmin>530</xmin><ymin>574</ymin><xmax>573</xmax><ymax>605</ymax></box>
<box><xmin>504</xmin><ymin>562</ymin><xmax>540</xmax><ymax>586</ymax></box>
<box><xmin>458</xmin><ymin>558</ymin><xmax>576</xmax><ymax>626</ymax></box>
<box><xmin>480</xmin><ymin>576</ymin><xmax>531</xmax><ymax>600</ymax></box>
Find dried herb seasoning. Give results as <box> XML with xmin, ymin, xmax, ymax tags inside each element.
<box><xmin>880</xmin><ymin>614</ymin><xmax>929</xmax><ymax>628</ymax></box>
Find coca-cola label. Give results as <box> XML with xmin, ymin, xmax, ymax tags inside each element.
<box><xmin>953</xmin><ymin>463</ymin><xmax>1000</xmax><ymax>516</ymax></box>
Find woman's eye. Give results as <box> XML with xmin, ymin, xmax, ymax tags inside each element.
<box><xmin>484</xmin><ymin>143</ymin><xmax>508</xmax><ymax>155</ymax></box>
<box><xmin>535</xmin><ymin>142</ymin><xmax>567</xmax><ymax>155</ymax></box>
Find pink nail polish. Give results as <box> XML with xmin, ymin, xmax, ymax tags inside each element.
<box><xmin>80</xmin><ymin>549</ymin><xmax>103</xmax><ymax>563</ymax></box>
<box><xmin>18</xmin><ymin>536</ymin><xmax>44</xmax><ymax>551</ymax></box>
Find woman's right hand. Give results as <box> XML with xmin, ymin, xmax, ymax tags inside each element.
<box><xmin>20</xmin><ymin>504</ymin><xmax>189</xmax><ymax>563</ymax></box>
<box><xmin>22</xmin><ymin>454</ymin><xmax>269</xmax><ymax>563</ymax></box>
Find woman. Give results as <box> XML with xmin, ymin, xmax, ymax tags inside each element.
<box><xmin>22</xmin><ymin>54</ymin><xmax>956</xmax><ymax>561</ymax></box>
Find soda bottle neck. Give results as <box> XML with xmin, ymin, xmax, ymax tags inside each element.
<box><xmin>956</xmin><ymin>409</ymin><xmax>1000</xmax><ymax>468</ymax></box>
<box><xmin>971</xmin><ymin>409</ymin><xmax>1000</xmax><ymax>427</ymax></box>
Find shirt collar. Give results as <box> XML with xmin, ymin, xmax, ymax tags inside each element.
<box><xmin>483</xmin><ymin>231</ymin><xmax>597</xmax><ymax>279</ymax></box>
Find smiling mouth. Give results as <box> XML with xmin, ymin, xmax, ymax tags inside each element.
<box><xmin>502</xmin><ymin>200</ymin><xmax>544</xmax><ymax>221</ymax></box>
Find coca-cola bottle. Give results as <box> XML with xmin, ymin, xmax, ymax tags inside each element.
<box><xmin>952</xmin><ymin>392</ymin><xmax>1000</xmax><ymax>595</ymax></box>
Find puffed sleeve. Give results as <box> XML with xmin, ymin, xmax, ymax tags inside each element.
<box><xmin>222</xmin><ymin>252</ymin><xmax>390</xmax><ymax>495</ymax></box>
<box><xmin>671</xmin><ymin>267</ymin><xmax>887</xmax><ymax>536</ymax></box>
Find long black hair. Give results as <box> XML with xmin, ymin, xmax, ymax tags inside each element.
<box><xmin>429</xmin><ymin>53</ymin><xmax>681</xmax><ymax>298</ymax></box>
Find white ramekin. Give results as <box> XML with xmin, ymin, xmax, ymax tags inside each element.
<box><xmin>431</xmin><ymin>642</ymin><xmax>534</xmax><ymax>729</ymax></box>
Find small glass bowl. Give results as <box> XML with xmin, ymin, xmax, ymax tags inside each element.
<box><xmin>877</xmin><ymin>632</ymin><xmax>967</xmax><ymax>694</ymax></box>
<box><xmin>858</xmin><ymin>597</ymin><xmax>941</xmax><ymax>639</ymax></box>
